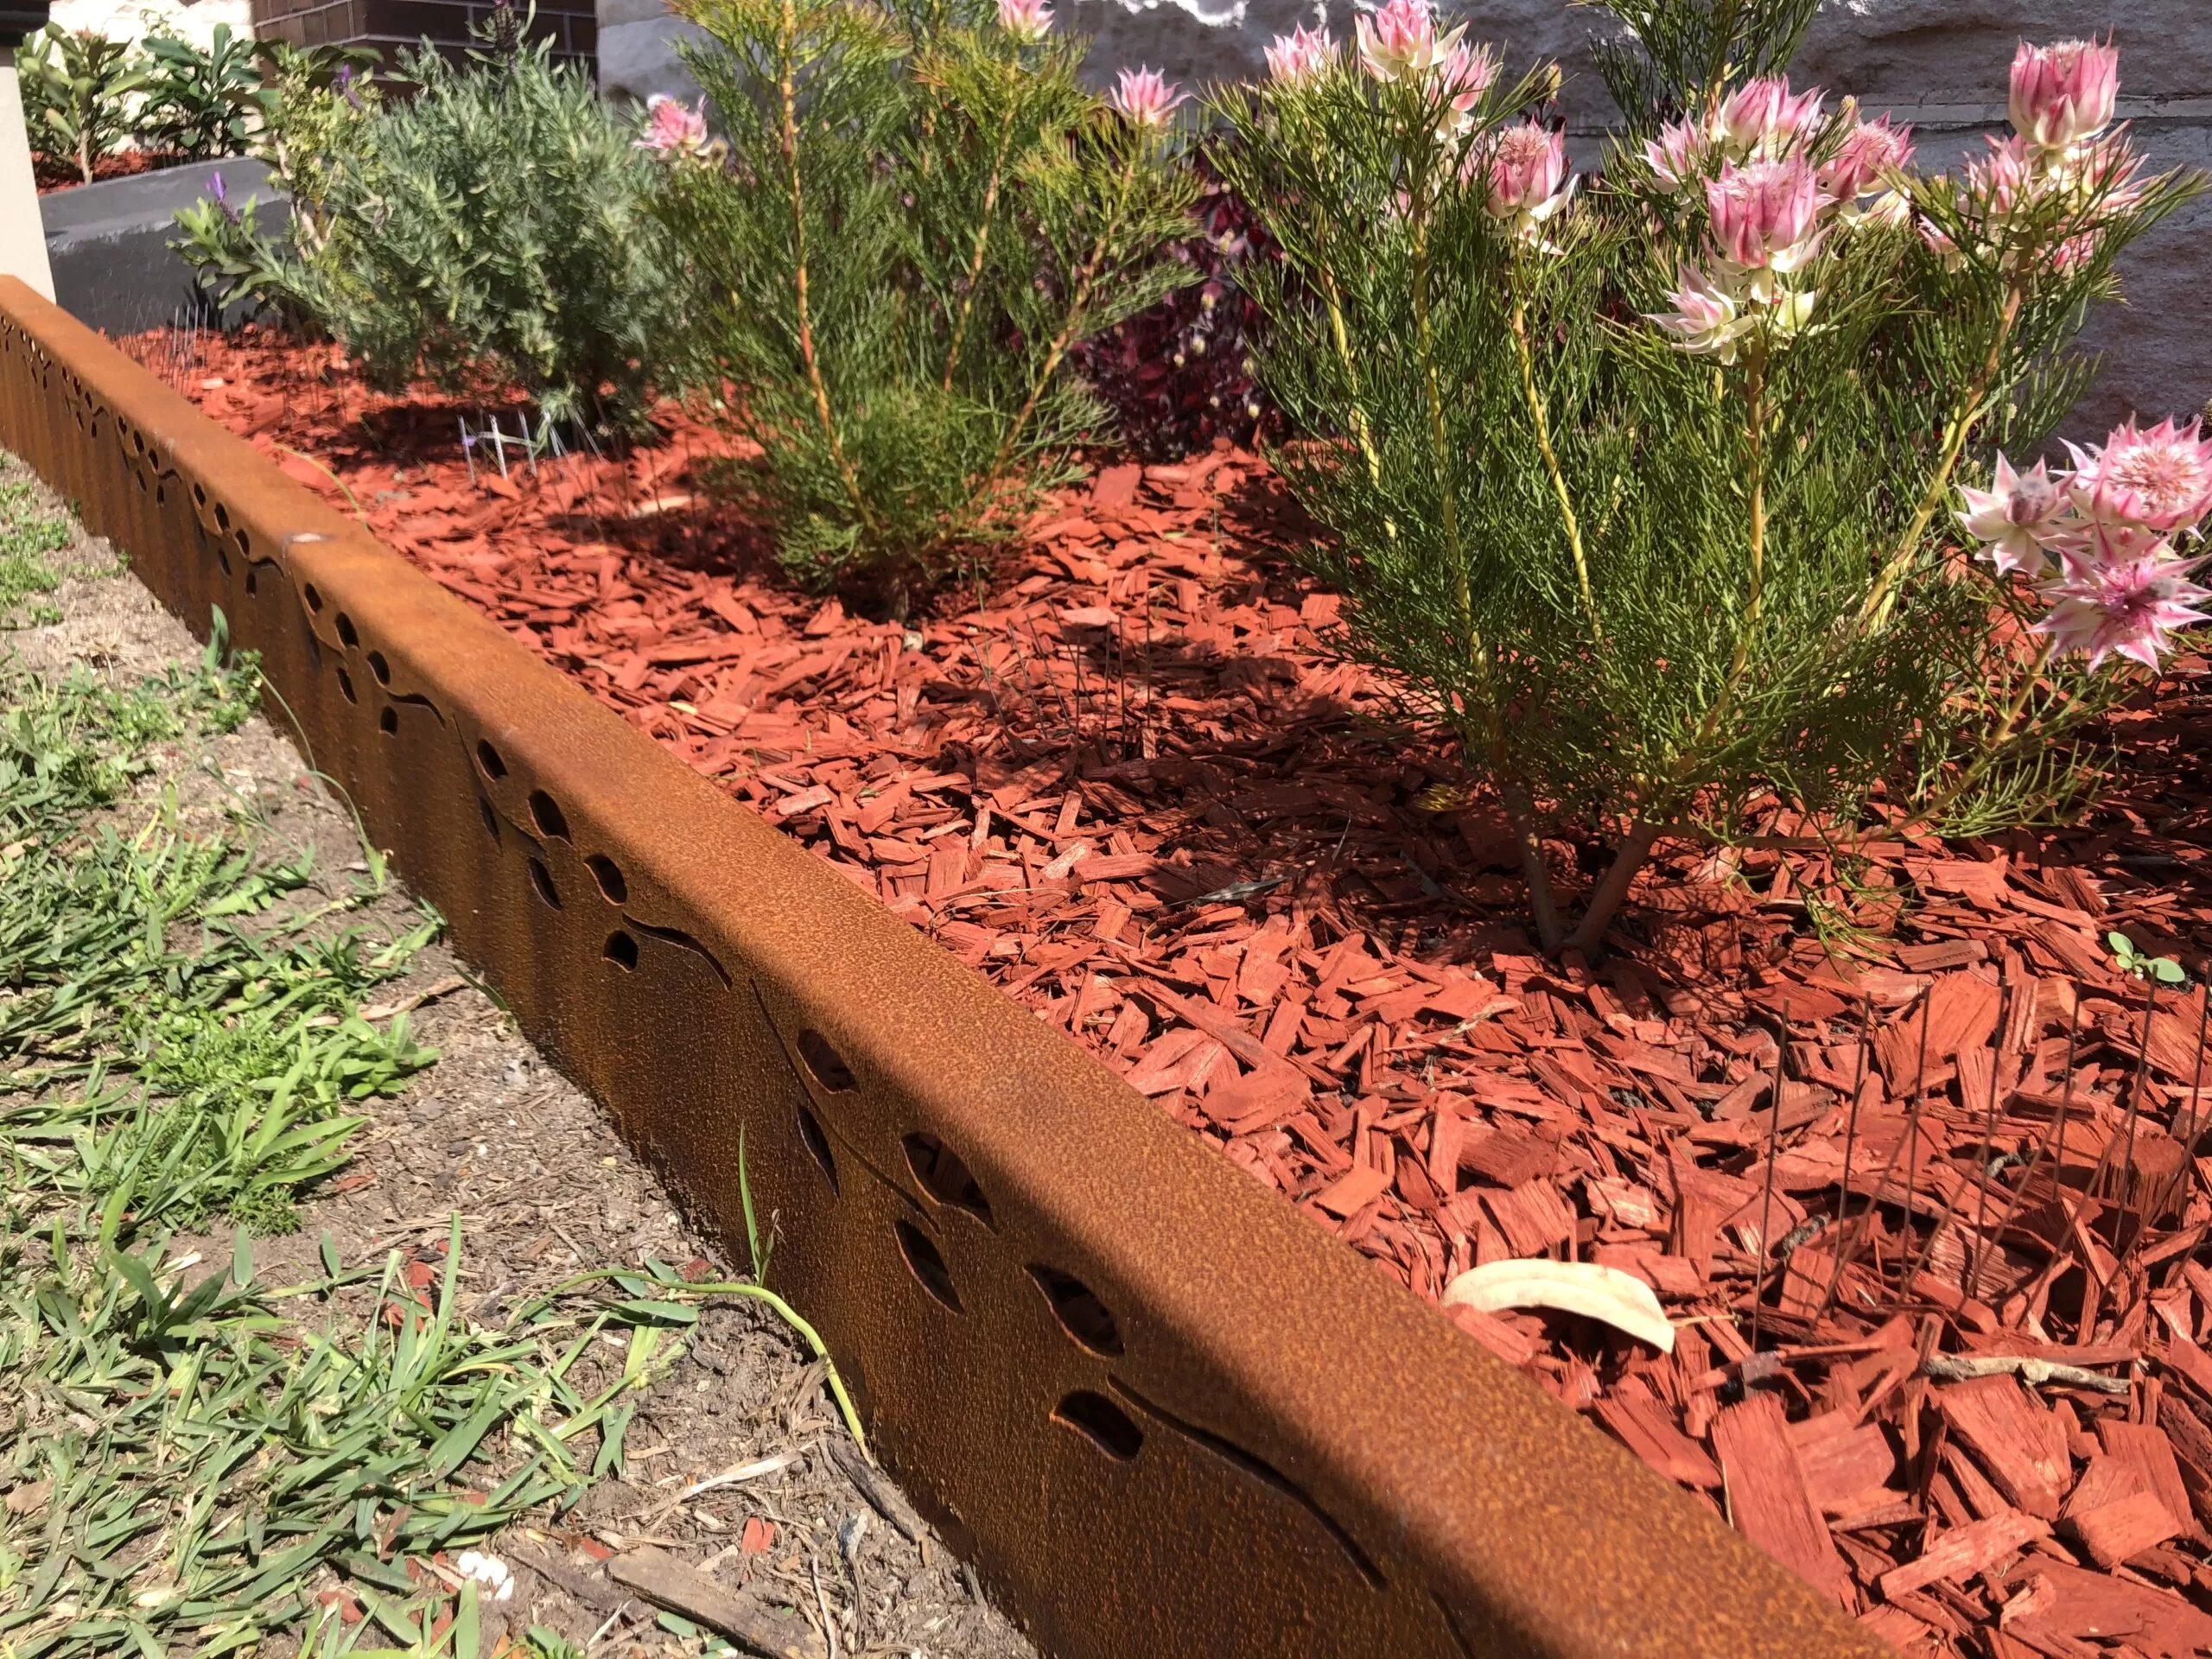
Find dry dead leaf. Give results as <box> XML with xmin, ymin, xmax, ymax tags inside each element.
<box><xmin>1441</xmin><ymin>1258</ymin><xmax>1675</xmax><ymax>1353</ymax></box>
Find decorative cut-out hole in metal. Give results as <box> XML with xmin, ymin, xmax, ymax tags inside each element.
<box><xmin>904</xmin><ymin>1133</ymin><xmax>993</xmax><ymax>1228</ymax></box>
<box><xmin>527</xmin><ymin>857</ymin><xmax>561</xmax><ymax>909</ymax></box>
<box><xmin>335</xmin><ymin>666</ymin><xmax>357</xmax><ymax>704</ymax></box>
<box><xmin>586</xmin><ymin>855</ymin><xmax>626</xmax><ymax>905</ymax></box>
<box><xmin>797</xmin><ymin>1030</ymin><xmax>855</xmax><ymax>1092</ymax></box>
<box><xmin>1029</xmin><ymin>1267</ymin><xmax>1123</xmax><ymax>1356</ymax></box>
<box><xmin>529</xmin><ymin>790</ymin><xmax>569</xmax><ymax>841</ymax></box>
<box><xmin>476</xmin><ymin>741</ymin><xmax>506</xmax><ymax>779</ymax></box>
<box><xmin>1110</xmin><ymin>1381</ymin><xmax>1386</xmax><ymax>1588</ymax></box>
<box><xmin>214</xmin><ymin>502</ymin><xmax>231</xmax><ymax>531</ymax></box>
<box><xmin>604</xmin><ymin>931</ymin><xmax>639</xmax><ymax>970</ymax></box>
<box><xmin>303</xmin><ymin>583</ymin><xmax>323</xmax><ymax>612</ymax></box>
<box><xmin>796</xmin><ymin>1101</ymin><xmax>838</xmax><ymax>1191</ymax></box>
<box><xmin>244</xmin><ymin>569</ymin><xmax>257</xmax><ymax>598</ymax></box>
<box><xmin>479</xmin><ymin>797</ymin><xmax>500</xmax><ymax>842</ymax></box>
<box><xmin>378</xmin><ymin>707</ymin><xmax>397</xmax><ymax>736</ymax></box>
<box><xmin>335</xmin><ymin>612</ymin><xmax>359</xmax><ymax>647</ymax></box>
<box><xmin>216</xmin><ymin>544</ymin><xmax>231</xmax><ymax>575</ymax></box>
<box><xmin>893</xmin><ymin>1220</ymin><xmax>961</xmax><ymax>1313</ymax></box>
<box><xmin>1052</xmin><ymin>1391</ymin><xmax>1143</xmax><ymax>1462</ymax></box>
<box><xmin>366</xmin><ymin>650</ymin><xmax>391</xmax><ymax>686</ymax></box>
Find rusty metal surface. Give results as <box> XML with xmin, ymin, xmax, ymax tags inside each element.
<box><xmin>0</xmin><ymin>277</ymin><xmax>1887</xmax><ymax>1659</ymax></box>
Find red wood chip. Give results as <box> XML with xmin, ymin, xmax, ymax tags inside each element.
<box><xmin>1713</xmin><ymin>1393</ymin><xmax>1855</xmax><ymax>1608</ymax></box>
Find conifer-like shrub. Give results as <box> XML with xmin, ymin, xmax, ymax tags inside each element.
<box><xmin>648</xmin><ymin>0</ymin><xmax>1199</xmax><ymax>610</ymax></box>
<box><xmin>1213</xmin><ymin>0</ymin><xmax>2205</xmax><ymax>954</ymax></box>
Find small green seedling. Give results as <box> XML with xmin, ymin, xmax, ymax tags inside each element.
<box><xmin>2109</xmin><ymin>931</ymin><xmax>2188</xmax><ymax>985</ymax></box>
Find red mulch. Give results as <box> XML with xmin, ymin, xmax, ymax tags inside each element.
<box><xmin>35</xmin><ymin>150</ymin><xmax>185</xmax><ymax>193</ymax></box>
<box><xmin>127</xmin><ymin>324</ymin><xmax>2212</xmax><ymax>1649</ymax></box>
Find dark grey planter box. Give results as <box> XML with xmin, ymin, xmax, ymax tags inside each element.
<box><xmin>41</xmin><ymin>158</ymin><xmax>288</xmax><ymax>338</ymax></box>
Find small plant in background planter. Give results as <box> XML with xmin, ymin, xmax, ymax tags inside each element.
<box><xmin>16</xmin><ymin>26</ymin><xmax>149</xmax><ymax>186</ymax></box>
<box><xmin>1213</xmin><ymin>0</ymin><xmax>2206</xmax><ymax>957</ymax></box>
<box><xmin>650</xmin><ymin>0</ymin><xmax>1200</xmax><ymax>613</ymax></box>
<box><xmin>139</xmin><ymin>24</ymin><xmax>264</xmax><ymax>162</ymax></box>
<box><xmin>175</xmin><ymin>18</ymin><xmax>683</xmax><ymax>434</ymax></box>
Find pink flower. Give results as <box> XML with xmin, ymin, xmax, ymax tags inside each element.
<box><xmin>1649</xmin><ymin>266</ymin><xmax>1755</xmax><ymax>362</ymax></box>
<box><xmin>2009</xmin><ymin>38</ymin><xmax>2119</xmax><ymax>153</ymax></box>
<box><xmin>1357</xmin><ymin>0</ymin><xmax>1465</xmax><ymax>84</ymax></box>
<box><xmin>998</xmin><ymin>0</ymin><xmax>1052</xmax><ymax>41</ymax></box>
<box><xmin>1917</xmin><ymin>215</ymin><xmax>1961</xmax><ymax>269</ymax></box>
<box><xmin>1962</xmin><ymin>133</ymin><xmax>2039</xmax><ymax>233</ymax></box>
<box><xmin>1956</xmin><ymin>454</ymin><xmax>2069</xmax><ymax>578</ymax></box>
<box><xmin>2033</xmin><ymin>536</ymin><xmax>2209</xmax><ymax>670</ymax></box>
<box><xmin>1643</xmin><ymin>116</ymin><xmax>1706</xmax><ymax>192</ymax></box>
<box><xmin>1821</xmin><ymin>115</ymin><xmax>1912</xmax><ymax>201</ymax></box>
<box><xmin>1484</xmin><ymin>120</ymin><xmax>1572</xmax><ymax>238</ymax></box>
<box><xmin>639</xmin><ymin>95</ymin><xmax>709</xmax><ymax>159</ymax></box>
<box><xmin>2065</xmin><ymin>417</ymin><xmax>2212</xmax><ymax>534</ymax></box>
<box><xmin>1263</xmin><ymin>22</ymin><xmax>1338</xmax><ymax>84</ymax></box>
<box><xmin>1713</xmin><ymin>76</ymin><xmax>1823</xmax><ymax>158</ymax></box>
<box><xmin>1706</xmin><ymin>156</ymin><xmax>1822</xmax><ymax>279</ymax></box>
<box><xmin>1434</xmin><ymin>38</ymin><xmax>1498</xmax><ymax>131</ymax></box>
<box><xmin>1112</xmin><ymin>67</ymin><xmax>1187</xmax><ymax>128</ymax></box>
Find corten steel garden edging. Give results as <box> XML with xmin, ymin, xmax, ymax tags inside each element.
<box><xmin>0</xmin><ymin>278</ymin><xmax>1881</xmax><ymax>1659</ymax></box>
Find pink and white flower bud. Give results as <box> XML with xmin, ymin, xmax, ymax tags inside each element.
<box><xmin>1643</xmin><ymin>116</ymin><xmax>1706</xmax><ymax>193</ymax></box>
<box><xmin>1112</xmin><ymin>67</ymin><xmax>1187</xmax><ymax>128</ymax></box>
<box><xmin>1713</xmin><ymin>76</ymin><xmax>1822</xmax><ymax>158</ymax></box>
<box><xmin>1707</xmin><ymin>156</ymin><xmax>1822</xmax><ymax>276</ymax></box>
<box><xmin>1483</xmin><ymin>120</ymin><xmax>1572</xmax><ymax>240</ymax></box>
<box><xmin>1956</xmin><ymin>454</ymin><xmax>2069</xmax><ymax>578</ymax></box>
<box><xmin>1263</xmin><ymin>22</ymin><xmax>1338</xmax><ymax>85</ymax></box>
<box><xmin>1649</xmin><ymin>265</ymin><xmax>1755</xmax><ymax>363</ymax></box>
<box><xmin>2064</xmin><ymin>416</ymin><xmax>2212</xmax><ymax>534</ymax></box>
<box><xmin>1434</xmin><ymin>39</ymin><xmax>1498</xmax><ymax>133</ymax></box>
<box><xmin>1821</xmin><ymin>116</ymin><xmax>1912</xmax><ymax>201</ymax></box>
<box><xmin>2033</xmin><ymin>533</ymin><xmax>2209</xmax><ymax>670</ymax></box>
<box><xmin>1356</xmin><ymin>0</ymin><xmax>1465</xmax><ymax>85</ymax></box>
<box><xmin>997</xmin><ymin>0</ymin><xmax>1052</xmax><ymax>41</ymax></box>
<box><xmin>639</xmin><ymin>95</ymin><xmax>710</xmax><ymax>159</ymax></box>
<box><xmin>2008</xmin><ymin>38</ymin><xmax>2119</xmax><ymax>154</ymax></box>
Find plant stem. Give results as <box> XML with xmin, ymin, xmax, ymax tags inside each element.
<box><xmin>1411</xmin><ymin>176</ymin><xmax>1556</xmax><ymax>949</ymax></box>
<box><xmin>775</xmin><ymin>0</ymin><xmax>874</xmax><ymax>537</ymax></box>
<box><xmin>941</xmin><ymin>99</ymin><xmax>1021</xmax><ymax>392</ymax></box>
<box><xmin>1507</xmin><ymin>286</ymin><xmax>1596</xmax><ymax>640</ymax></box>
<box><xmin>1859</xmin><ymin>283</ymin><xmax>2024</xmax><ymax>631</ymax></box>
<box><xmin>1320</xmin><ymin>269</ymin><xmax>1384</xmax><ymax>489</ymax></box>
<box><xmin>1567</xmin><ymin>817</ymin><xmax>1659</xmax><ymax>957</ymax></box>
<box><xmin>992</xmin><ymin>145</ymin><xmax>1140</xmax><ymax>480</ymax></box>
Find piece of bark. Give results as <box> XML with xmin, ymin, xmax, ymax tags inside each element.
<box><xmin>824</xmin><ymin>1435</ymin><xmax>926</xmax><ymax>1543</ymax></box>
<box><xmin>2065</xmin><ymin>1490</ymin><xmax>2181</xmax><ymax>1568</ymax></box>
<box><xmin>1789</xmin><ymin>1412</ymin><xmax>1897</xmax><ymax>1512</ymax></box>
<box><xmin>1712</xmin><ymin>1392</ymin><xmax>1855</xmax><ymax>1607</ymax></box>
<box><xmin>503</xmin><ymin>1535</ymin><xmax>624</xmax><ymax>1613</ymax></box>
<box><xmin>1878</xmin><ymin>1510</ymin><xmax>2050</xmax><ymax>1599</ymax></box>
<box><xmin>607</xmin><ymin>1546</ymin><xmax>827</xmax><ymax>1659</ymax></box>
<box><xmin>1934</xmin><ymin>1376</ymin><xmax>2069</xmax><ymax>1520</ymax></box>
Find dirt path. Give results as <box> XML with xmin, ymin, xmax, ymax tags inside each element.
<box><xmin>1</xmin><ymin>452</ymin><xmax>1037</xmax><ymax>1659</ymax></box>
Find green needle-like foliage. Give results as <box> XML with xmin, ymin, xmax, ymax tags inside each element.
<box><xmin>656</xmin><ymin>0</ymin><xmax>1199</xmax><ymax>610</ymax></box>
<box><xmin>1216</xmin><ymin>0</ymin><xmax>2204</xmax><ymax>954</ymax></box>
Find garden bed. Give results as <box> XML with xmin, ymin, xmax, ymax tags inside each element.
<box><xmin>124</xmin><ymin>321</ymin><xmax>2212</xmax><ymax>1653</ymax></box>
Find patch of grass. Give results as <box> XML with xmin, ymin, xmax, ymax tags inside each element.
<box><xmin>0</xmin><ymin>478</ymin><xmax>68</xmax><ymax>627</ymax></box>
<box><xmin>0</xmin><ymin>501</ymin><xmax>863</xmax><ymax>1656</ymax></box>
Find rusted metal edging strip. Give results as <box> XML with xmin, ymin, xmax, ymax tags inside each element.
<box><xmin>0</xmin><ymin>279</ymin><xmax>1880</xmax><ymax>1658</ymax></box>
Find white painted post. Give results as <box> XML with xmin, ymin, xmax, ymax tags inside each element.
<box><xmin>0</xmin><ymin>50</ymin><xmax>54</xmax><ymax>299</ymax></box>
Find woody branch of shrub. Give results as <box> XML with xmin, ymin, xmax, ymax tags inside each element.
<box><xmin>646</xmin><ymin>0</ymin><xmax>1199</xmax><ymax>615</ymax></box>
<box><xmin>1214</xmin><ymin>0</ymin><xmax>2207</xmax><ymax>960</ymax></box>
